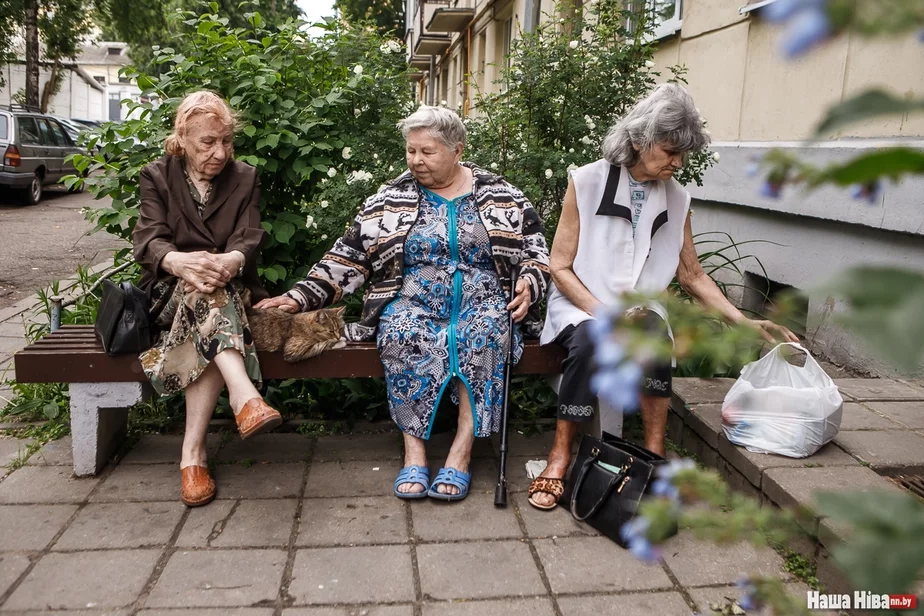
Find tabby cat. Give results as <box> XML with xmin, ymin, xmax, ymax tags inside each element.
<box><xmin>247</xmin><ymin>306</ymin><xmax>347</xmax><ymax>363</ymax></box>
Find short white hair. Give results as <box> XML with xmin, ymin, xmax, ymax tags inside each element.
<box><xmin>601</xmin><ymin>83</ymin><xmax>710</xmax><ymax>167</ymax></box>
<box><xmin>397</xmin><ymin>105</ymin><xmax>466</xmax><ymax>149</ymax></box>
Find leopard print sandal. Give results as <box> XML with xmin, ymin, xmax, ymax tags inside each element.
<box><xmin>527</xmin><ymin>476</ymin><xmax>565</xmax><ymax>511</ymax></box>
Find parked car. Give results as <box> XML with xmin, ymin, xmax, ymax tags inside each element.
<box><xmin>0</xmin><ymin>105</ymin><xmax>85</xmax><ymax>205</ymax></box>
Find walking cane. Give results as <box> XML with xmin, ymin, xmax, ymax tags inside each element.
<box><xmin>495</xmin><ymin>259</ymin><xmax>521</xmax><ymax>508</ymax></box>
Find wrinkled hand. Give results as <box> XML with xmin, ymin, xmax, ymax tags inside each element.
<box><xmin>506</xmin><ymin>278</ymin><xmax>531</xmax><ymax>323</ymax></box>
<box><xmin>253</xmin><ymin>296</ymin><xmax>300</xmax><ymax>314</ymax></box>
<box><xmin>164</xmin><ymin>251</ymin><xmax>232</xmax><ymax>294</ymax></box>
<box><xmin>746</xmin><ymin>319</ymin><xmax>799</xmax><ymax>344</ymax></box>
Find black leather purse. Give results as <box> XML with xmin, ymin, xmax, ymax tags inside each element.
<box><xmin>94</xmin><ymin>279</ymin><xmax>152</xmax><ymax>355</ymax></box>
<box><xmin>561</xmin><ymin>431</ymin><xmax>676</xmax><ymax>547</ymax></box>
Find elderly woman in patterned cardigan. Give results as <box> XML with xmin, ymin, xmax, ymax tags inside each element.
<box><xmin>257</xmin><ymin>106</ymin><xmax>551</xmax><ymax>501</ymax></box>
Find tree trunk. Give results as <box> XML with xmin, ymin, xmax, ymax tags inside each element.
<box><xmin>40</xmin><ymin>63</ymin><xmax>61</xmax><ymax>113</ymax></box>
<box><xmin>24</xmin><ymin>0</ymin><xmax>40</xmax><ymax>109</ymax></box>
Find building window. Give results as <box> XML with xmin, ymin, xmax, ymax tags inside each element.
<box><xmin>108</xmin><ymin>46</ymin><xmax>122</xmax><ymax>55</ymax></box>
<box><xmin>647</xmin><ymin>0</ymin><xmax>682</xmax><ymax>40</ymax></box>
<box><xmin>118</xmin><ymin>76</ymin><xmax>131</xmax><ymax>84</ymax></box>
<box><xmin>94</xmin><ymin>76</ymin><xmax>106</xmax><ymax>84</ymax></box>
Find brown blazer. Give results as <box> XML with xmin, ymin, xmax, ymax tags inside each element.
<box><xmin>133</xmin><ymin>155</ymin><xmax>268</xmax><ymax>302</ymax></box>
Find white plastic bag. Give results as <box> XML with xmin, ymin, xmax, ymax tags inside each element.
<box><xmin>721</xmin><ymin>343</ymin><xmax>843</xmax><ymax>458</ymax></box>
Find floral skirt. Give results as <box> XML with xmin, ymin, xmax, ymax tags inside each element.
<box><xmin>140</xmin><ymin>279</ymin><xmax>261</xmax><ymax>395</ymax></box>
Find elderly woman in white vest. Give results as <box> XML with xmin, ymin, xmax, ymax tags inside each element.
<box><xmin>528</xmin><ymin>83</ymin><xmax>797</xmax><ymax>511</ymax></box>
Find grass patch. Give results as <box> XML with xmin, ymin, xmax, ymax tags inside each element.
<box><xmin>781</xmin><ymin>548</ymin><xmax>820</xmax><ymax>590</ymax></box>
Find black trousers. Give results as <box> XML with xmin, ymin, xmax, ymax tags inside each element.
<box><xmin>555</xmin><ymin>311</ymin><xmax>672</xmax><ymax>423</ymax></box>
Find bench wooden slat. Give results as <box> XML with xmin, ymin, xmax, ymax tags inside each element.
<box><xmin>14</xmin><ymin>328</ymin><xmax>565</xmax><ymax>383</ymax></box>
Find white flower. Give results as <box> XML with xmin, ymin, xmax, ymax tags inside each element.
<box><xmin>321</xmin><ymin>178</ymin><xmax>328</xmax><ymax>184</ymax></box>
<box><xmin>354</xmin><ymin>108</ymin><xmax>361</xmax><ymax>117</ymax></box>
<box><xmin>305</xmin><ymin>214</ymin><xmax>315</xmax><ymax>228</ymax></box>
<box><xmin>645</xmin><ymin>60</ymin><xmax>655</xmax><ymax>68</ymax></box>
<box><xmin>581</xmin><ymin>135</ymin><xmax>593</xmax><ymax>145</ymax></box>
<box><xmin>320</xmin><ymin>200</ymin><xmax>329</xmax><ymax>208</ymax></box>
<box><xmin>584</xmin><ymin>115</ymin><xmax>591</xmax><ymax>121</ymax></box>
<box><xmin>342</xmin><ymin>147</ymin><xmax>352</xmax><ymax>160</ymax></box>
<box><xmin>353</xmin><ymin>65</ymin><xmax>363</xmax><ymax>75</ymax></box>
<box><xmin>569</xmin><ymin>148</ymin><xmax>575</xmax><ymax>153</ymax></box>
<box><xmin>567</xmin><ymin>163</ymin><xmax>579</xmax><ymax>172</ymax></box>
<box><xmin>346</xmin><ymin>170</ymin><xmax>374</xmax><ymax>185</ymax></box>
<box><xmin>569</xmin><ymin>40</ymin><xmax>579</xmax><ymax>49</ymax></box>
<box><xmin>490</xmin><ymin>162</ymin><xmax>498</xmax><ymax>169</ymax></box>
<box><xmin>327</xmin><ymin>167</ymin><xmax>337</xmax><ymax>178</ymax></box>
<box><xmin>373</xmin><ymin>153</ymin><xmax>378</xmax><ymax>160</ymax></box>
<box><xmin>545</xmin><ymin>169</ymin><xmax>553</xmax><ymax>179</ymax></box>
<box><xmin>388</xmin><ymin>165</ymin><xmax>395</xmax><ymax>172</ymax></box>
<box><xmin>388</xmin><ymin>40</ymin><xmax>402</xmax><ymax>53</ymax></box>
<box><xmin>588</xmin><ymin>122</ymin><xmax>596</xmax><ymax>131</ymax></box>
<box><xmin>440</xmin><ymin>99</ymin><xmax>448</xmax><ymax>106</ymax></box>
<box><xmin>712</xmin><ymin>152</ymin><xmax>721</xmax><ymax>162</ymax></box>
<box><xmin>559</xmin><ymin>158</ymin><xmax>565</xmax><ymax>164</ymax></box>
<box><xmin>321</xmin><ymin>234</ymin><xmax>328</xmax><ymax>240</ymax></box>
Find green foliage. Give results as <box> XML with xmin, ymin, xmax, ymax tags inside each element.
<box><xmin>819</xmin><ymin>266</ymin><xmax>924</xmax><ymax>373</ymax></box>
<box><xmin>815</xmin><ymin>489</ymin><xmax>924</xmax><ymax>595</ymax></box>
<box><xmin>94</xmin><ymin>0</ymin><xmax>303</xmax><ymax>74</ymax></box>
<box><xmin>72</xmin><ymin>5</ymin><xmax>414</xmax><ymax>299</ymax></box>
<box><xmin>814</xmin><ymin>89</ymin><xmax>924</xmax><ymax>137</ymax></box>
<box><xmin>334</xmin><ymin>0</ymin><xmax>405</xmax><ymax>37</ymax></box>
<box><xmin>465</xmin><ymin>0</ymin><xmax>714</xmax><ymax>242</ymax></box>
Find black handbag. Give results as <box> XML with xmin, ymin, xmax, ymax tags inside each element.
<box><xmin>562</xmin><ymin>431</ymin><xmax>676</xmax><ymax>547</ymax></box>
<box><xmin>94</xmin><ymin>279</ymin><xmax>152</xmax><ymax>355</ymax></box>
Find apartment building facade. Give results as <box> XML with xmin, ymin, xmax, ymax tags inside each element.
<box><xmin>406</xmin><ymin>0</ymin><xmax>924</xmax><ymax>376</ymax></box>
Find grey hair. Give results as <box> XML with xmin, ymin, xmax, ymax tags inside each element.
<box><xmin>601</xmin><ymin>83</ymin><xmax>710</xmax><ymax>167</ymax></box>
<box><xmin>397</xmin><ymin>105</ymin><xmax>466</xmax><ymax>149</ymax></box>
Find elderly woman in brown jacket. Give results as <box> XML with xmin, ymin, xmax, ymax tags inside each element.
<box><xmin>133</xmin><ymin>90</ymin><xmax>281</xmax><ymax>507</ymax></box>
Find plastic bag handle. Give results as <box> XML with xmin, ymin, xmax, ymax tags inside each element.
<box><xmin>769</xmin><ymin>342</ymin><xmax>826</xmax><ymax>375</ymax></box>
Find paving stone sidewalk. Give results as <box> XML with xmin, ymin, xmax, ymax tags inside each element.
<box><xmin>0</xmin><ymin>430</ymin><xmax>819</xmax><ymax>616</ymax></box>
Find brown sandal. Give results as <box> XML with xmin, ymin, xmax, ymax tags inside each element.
<box><xmin>527</xmin><ymin>477</ymin><xmax>565</xmax><ymax>511</ymax></box>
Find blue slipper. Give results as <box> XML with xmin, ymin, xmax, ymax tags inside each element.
<box><xmin>427</xmin><ymin>467</ymin><xmax>471</xmax><ymax>502</ymax></box>
<box><xmin>394</xmin><ymin>465</ymin><xmax>430</xmax><ymax>500</ymax></box>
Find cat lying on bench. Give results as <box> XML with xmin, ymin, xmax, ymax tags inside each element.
<box><xmin>247</xmin><ymin>306</ymin><xmax>347</xmax><ymax>363</ymax></box>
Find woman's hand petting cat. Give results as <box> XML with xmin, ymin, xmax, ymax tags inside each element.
<box><xmin>253</xmin><ymin>296</ymin><xmax>301</xmax><ymax>314</ymax></box>
<box><xmin>162</xmin><ymin>251</ymin><xmax>232</xmax><ymax>294</ymax></box>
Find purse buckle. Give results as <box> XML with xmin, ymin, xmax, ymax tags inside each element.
<box><xmin>591</xmin><ymin>447</ymin><xmax>600</xmax><ymax>457</ymax></box>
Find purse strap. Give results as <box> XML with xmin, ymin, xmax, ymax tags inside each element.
<box><xmin>569</xmin><ymin>448</ymin><xmax>633</xmax><ymax>521</ymax></box>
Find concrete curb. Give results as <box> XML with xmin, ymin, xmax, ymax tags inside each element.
<box><xmin>668</xmin><ymin>377</ymin><xmax>924</xmax><ymax>610</ymax></box>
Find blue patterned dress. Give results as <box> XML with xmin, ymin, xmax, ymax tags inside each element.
<box><xmin>377</xmin><ymin>187</ymin><xmax>523</xmax><ymax>439</ymax></box>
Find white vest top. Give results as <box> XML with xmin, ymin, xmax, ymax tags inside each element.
<box><xmin>540</xmin><ymin>159</ymin><xmax>691</xmax><ymax>346</ymax></box>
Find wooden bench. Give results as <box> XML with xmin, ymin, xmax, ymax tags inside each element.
<box><xmin>14</xmin><ymin>325</ymin><xmax>567</xmax><ymax>476</ymax></box>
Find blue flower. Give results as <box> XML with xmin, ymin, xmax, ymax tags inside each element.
<box><xmin>762</xmin><ymin>0</ymin><xmax>825</xmax><ymax>23</ymax></box>
<box><xmin>620</xmin><ymin>516</ymin><xmax>649</xmax><ymax>544</ymax></box>
<box><xmin>591</xmin><ymin>361</ymin><xmax>643</xmax><ymax>411</ymax></box>
<box><xmin>781</xmin><ymin>7</ymin><xmax>832</xmax><ymax>58</ymax></box>
<box><xmin>651</xmin><ymin>478</ymin><xmax>680</xmax><ymax>501</ymax></box>
<box><xmin>759</xmin><ymin>180</ymin><xmax>783</xmax><ymax>199</ymax></box>
<box><xmin>760</xmin><ymin>0</ymin><xmax>832</xmax><ymax>58</ymax></box>
<box><xmin>848</xmin><ymin>180</ymin><xmax>882</xmax><ymax>205</ymax></box>
<box><xmin>735</xmin><ymin>576</ymin><xmax>762</xmax><ymax>611</ymax></box>
<box><xmin>744</xmin><ymin>162</ymin><xmax>761</xmax><ymax>178</ymax></box>
<box><xmin>629</xmin><ymin>536</ymin><xmax>662</xmax><ymax>562</ymax></box>
<box><xmin>656</xmin><ymin>458</ymin><xmax>696</xmax><ymax>480</ymax></box>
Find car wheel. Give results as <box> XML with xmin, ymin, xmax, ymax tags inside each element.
<box><xmin>24</xmin><ymin>172</ymin><xmax>42</xmax><ymax>205</ymax></box>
